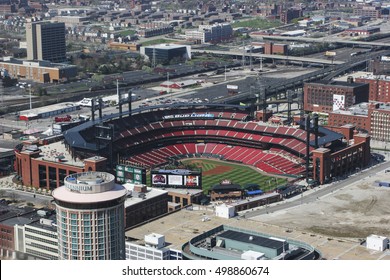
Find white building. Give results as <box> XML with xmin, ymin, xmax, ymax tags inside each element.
<box><xmin>125</xmin><ymin>233</ymin><xmax>182</xmax><ymax>260</ymax></box>
<box><xmin>215</xmin><ymin>204</ymin><xmax>235</xmax><ymax>219</ymax></box>
<box><xmin>185</xmin><ymin>23</ymin><xmax>233</xmax><ymax>43</ymax></box>
<box><xmin>52</xmin><ymin>172</ymin><xmax>128</xmax><ymax>260</ymax></box>
<box><xmin>14</xmin><ymin>215</ymin><xmax>59</xmax><ymax>260</ymax></box>
<box><xmin>366</xmin><ymin>234</ymin><xmax>389</xmax><ymax>251</ymax></box>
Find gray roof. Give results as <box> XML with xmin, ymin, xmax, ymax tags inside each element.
<box><xmin>218</xmin><ymin>230</ymin><xmax>284</xmax><ymax>249</ymax></box>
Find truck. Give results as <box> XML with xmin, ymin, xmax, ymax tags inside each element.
<box><xmin>324</xmin><ymin>51</ymin><xmax>336</xmax><ymax>57</ymax></box>
<box><xmin>54</xmin><ymin>115</ymin><xmax>71</xmax><ymax>123</ymax></box>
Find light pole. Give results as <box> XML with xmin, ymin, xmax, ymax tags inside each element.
<box><xmin>260</xmin><ymin>57</ymin><xmax>263</xmax><ymax>71</ymax></box>
<box><xmin>28</xmin><ymin>84</ymin><xmax>32</xmax><ymax>110</ymax></box>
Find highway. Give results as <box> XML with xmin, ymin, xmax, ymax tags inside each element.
<box><xmin>258</xmin><ymin>34</ymin><xmax>390</xmax><ymax>47</ymax></box>
<box><xmin>192</xmin><ymin>49</ymin><xmax>345</xmax><ymax>65</ymax></box>
<box><xmin>242</xmin><ymin>159</ymin><xmax>390</xmax><ymax>219</ymax></box>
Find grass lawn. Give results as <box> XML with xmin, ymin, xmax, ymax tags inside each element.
<box><xmin>232</xmin><ymin>17</ymin><xmax>281</xmax><ymax>29</ymax></box>
<box><xmin>147</xmin><ymin>159</ymin><xmax>287</xmax><ymax>194</ymax></box>
<box><xmin>119</xmin><ymin>29</ymin><xmax>136</xmax><ymax>36</ymax></box>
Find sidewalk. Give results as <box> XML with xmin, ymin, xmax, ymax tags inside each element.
<box><xmin>0</xmin><ymin>175</ymin><xmax>16</xmax><ymax>189</ymax></box>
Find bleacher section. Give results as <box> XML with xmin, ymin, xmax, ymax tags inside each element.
<box><xmin>127</xmin><ymin>143</ymin><xmax>305</xmax><ymax>176</ymax></box>
<box><xmin>114</xmin><ymin>119</ymin><xmax>314</xmax><ymax>157</ymax></box>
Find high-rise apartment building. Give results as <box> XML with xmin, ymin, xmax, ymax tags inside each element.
<box><xmin>52</xmin><ymin>172</ymin><xmax>127</xmax><ymax>260</ymax></box>
<box><xmin>26</xmin><ymin>21</ymin><xmax>66</xmax><ymax>63</ymax></box>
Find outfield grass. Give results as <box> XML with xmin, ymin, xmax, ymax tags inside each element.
<box><xmin>192</xmin><ymin>159</ymin><xmax>287</xmax><ymax>193</ymax></box>
<box><xmin>146</xmin><ymin>159</ymin><xmax>287</xmax><ymax>193</ymax></box>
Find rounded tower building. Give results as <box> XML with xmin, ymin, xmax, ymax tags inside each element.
<box><xmin>52</xmin><ymin>172</ymin><xmax>127</xmax><ymax>260</ymax></box>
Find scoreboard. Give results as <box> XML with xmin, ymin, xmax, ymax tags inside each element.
<box><xmin>116</xmin><ymin>164</ymin><xmax>146</xmax><ymax>184</ymax></box>
<box><xmin>151</xmin><ymin>169</ymin><xmax>202</xmax><ymax>189</ymax></box>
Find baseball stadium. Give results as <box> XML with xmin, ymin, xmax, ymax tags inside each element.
<box><xmin>63</xmin><ymin>101</ymin><xmax>371</xmax><ymax>190</ymax></box>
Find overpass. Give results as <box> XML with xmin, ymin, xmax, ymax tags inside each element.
<box><xmin>257</xmin><ymin>34</ymin><xmax>390</xmax><ymax>48</ymax></box>
<box><xmin>192</xmin><ymin>49</ymin><xmax>344</xmax><ymax>65</ymax></box>
<box><xmin>216</xmin><ymin>50</ymin><xmax>390</xmax><ymax>104</ymax></box>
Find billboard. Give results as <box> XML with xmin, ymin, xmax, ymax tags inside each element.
<box><xmin>151</xmin><ymin>169</ymin><xmax>202</xmax><ymax>189</ymax></box>
<box><xmin>333</xmin><ymin>94</ymin><xmax>345</xmax><ymax>111</ymax></box>
<box><xmin>116</xmin><ymin>164</ymin><xmax>146</xmax><ymax>184</ymax></box>
<box><xmin>227</xmin><ymin>85</ymin><xmax>239</xmax><ymax>90</ymax></box>
<box><xmin>381</xmin><ymin>56</ymin><xmax>390</xmax><ymax>62</ymax></box>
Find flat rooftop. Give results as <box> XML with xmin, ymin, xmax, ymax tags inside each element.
<box><xmin>332</xmin><ymin>102</ymin><xmax>370</xmax><ymax>116</ymax></box>
<box><xmin>124</xmin><ymin>185</ymin><xmax>167</xmax><ymax>208</ymax></box>
<box><xmin>308</xmin><ymin>80</ymin><xmax>367</xmax><ymax>88</ymax></box>
<box><xmin>36</xmin><ymin>141</ymin><xmax>85</xmax><ymax>167</ymax></box>
<box><xmin>164</xmin><ymin>188</ymin><xmax>203</xmax><ymax>195</ymax></box>
<box><xmin>332</xmin><ymin>102</ymin><xmax>390</xmax><ymax>115</ymax></box>
<box><xmin>228</xmin><ymin>192</ymin><xmax>281</xmax><ymax>207</ymax></box>
<box><xmin>28</xmin><ymin>214</ymin><xmax>57</xmax><ymax>233</ymax></box>
<box><xmin>219</xmin><ymin>230</ymin><xmax>284</xmax><ymax>249</ymax></box>
<box><xmin>334</xmin><ymin>71</ymin><xmax>371</xmax><ymax>82</ymax></box>
<box><xmin>52</xmin><ymin>183</ymin><xmax>127</xmax><ymax>204</ymax></box>
<box><xmin>144</xmin><ymin>44</ymin><xmax>188</xmax><ymax>50</ymax></box>
<box><xmin>125</xmin><ymin>209</ymin><xmax>389</xmax><ymax>259</ymax></box>
<box><xmin>355</xmin><ymin>73</ymin><xmax>390</xmax><ymax>82</ymax></box>
<box><xmin>19</xmin><ymin>102</ymin><xmax>78</xmax><ymax>117</ymax></box>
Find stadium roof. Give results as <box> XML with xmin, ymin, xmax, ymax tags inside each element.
<box><xmin>314</xmin><ymin>126</ymin><xmax>344</xmax><ymax>146</ymax></box>
<box><xmin>64</xmin><ymin>103</ymin><xmax>250</xmax><ymax>150</ymax></box>
<box><xmin>298</xmin><ymin>120</ymin><xmax>344</xmax><ymax>146</ymax></box>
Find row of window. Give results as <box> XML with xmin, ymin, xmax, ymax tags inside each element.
<box><xmin>27</xmin><ymin>241</ymin><xmax>58</xmax><ymax>254</ymax></box>
<box><xmin>25</xmin><ymin>227</ymin><xmax>57</xmax><ymax>239</ymax></box>
<box><xmin>25</xmin><ymin>234</ymin><xmax>57</xmax><ymax>246</ymax></box>
<box><xmin>26</xmin><ymin>248</ymin><xmax>58</xmax><ymax>260</ymax></box>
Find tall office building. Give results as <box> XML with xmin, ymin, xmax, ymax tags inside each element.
<box><xmin>26</xmin><ymin>21</ymin><xmax>66</xmax><ymax>63</ymax></box>
<box><xmin>52</xmin><ymin>172</ymin><xmax>127</xmax><ymax>260</ymax></box>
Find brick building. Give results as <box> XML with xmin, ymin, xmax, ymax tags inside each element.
<box><xmin>0</xmin><ymin>206</ymin><xmax>37</xmax><ymax>259</ymax></box>
<box><xmin>328</xmin><ymin>102</ymin><xmax>390</xmax><ymax>142</ymax></box>
<box><xmin>252</xmin><ymin>42</ymin><xmax>288</xmax><ymax>55</ymax></box>
<box><xmin>368</xmin><ymin>102</ymin><xmax>390</xmax><ymax>142</ymax></box>
<box><xmin>353</xmin><ymin>6</ymin><xmax>382</xmax><ymax>20</ymax></box>
<box><xmin>344</xmin><ymin>26</ymin><xmax>380</xmax><ymax>37</ymax></box>
<box><xmin>280</xmin><ymin>8</ymin><xmax>303</xmax><ymax>24</ymax></box>
<box><xmin>369</xmin><ymin>57</ymin><xmax>390</xmax><ymax>75</ymax></box>
<box><xmin>0</xmin><ymin>57</ymin><xmax>77</xmax><ymax>83</ymax></box>
<box><xmin>312</xmin><ymin>133</ymin><xmax>371</xmax><ymax>184</ymax></box>
<box><xmin>304</xmin><ymin>78</ymin><xmax>369</xmax><ymax>113</ymax></box>
<box><xmin>14</xmin><ymin>141</ymin><xmax>107</xmax><ymax>190</ymax></box>
<box><xmin>328</xmin><ymin>103</ymin><xmax>370</xmax><ymax>132</ymax></box>
<box><xmin>355</xmin><ymin>74</ymin><xmax>390</xmax><ymax>103</ymax></box>
<box><xmin>123</xmin><ymin>184</ymin><xmax>169</xmax><ymax>229</ymax></box>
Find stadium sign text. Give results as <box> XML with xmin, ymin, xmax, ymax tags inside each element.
<box><xmin>163</xmin><ymin>113</ymin><xmax>214</xmax><ymax>120</ymax></box>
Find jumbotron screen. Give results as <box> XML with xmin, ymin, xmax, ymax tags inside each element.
<box><xmin>151</xmin><ymin>169</ymin><xmax>202</xmax><ymax>189</ymax></box>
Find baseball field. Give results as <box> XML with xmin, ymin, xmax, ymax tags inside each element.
<box><xmin>146</xmin><ymin>159</ymin><xmax>287</xmax><ymax>193</ymax></box>
<box><xmin>187</xmin><ymin>159</ymin><xmax>287</xmax><ymax>193</ymax></box>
